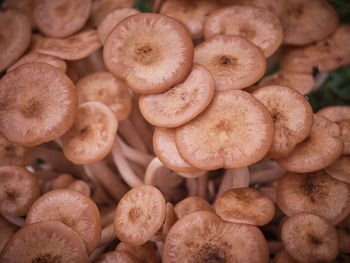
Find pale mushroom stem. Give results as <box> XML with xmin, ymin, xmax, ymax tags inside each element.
<box><xmin>186</xmin><ymin>178</ymin><xmax>198</xmax><ymax>196</ymax></box>
<box><xmin>118</xmin><ymin>119</ymin><xmax>149</xmax><ymax>154</ymax></box>
<box><xmin>84</xmin><ymin>49</ymin><xmax>107</xmax><ymax>73</ymax></box>
<box><xmin>88</xmin><ymin>244</ymin><xmax>109</xmax><ymax>263</ymax></box>
<box><xmin>100</xmin><ymin>207</ymin><xmax>116</xmax><ymax>228</ymax></box>
<box><xmin>111</xmin><ymin>140</ymin><xmax>144</xmax><ymax>188</ymax></box>
<box><xmin>144</xmin><ymin>157</ymin><xmax>163</xmax><ymax>185</ymax></box>
<box><xmin>208</xmin><ymin>179</ymin><xmax>216</xmax><ymax>200</ymax></box>
<box><xmin>249</xmin><ymin>165</ymin><xmax>285</xmax><ymax>184</ymax></box>
<box><xmin>150</xmin><ymin>0</ymin><xmax>164</xmax><ymax>12</ymax></box>
<box><xmin>99</xmin><ymin>223</ymin><xmax>116</xmax><ymax>246</ymax></box>
<box><xmin>313</xmin><ymin>72</ymin><xmax>329</xmax><ymax>91</ymax></box>
<box><xmin>198</xmin><ymin>173</ymin><xmax>208</xmax><ymax>200</ymax></box>
<box><xmin>2</xmin><ymin>214</ymin><xmax>25</xmax><ymax>227</ymax></box>
<box><xmin>128</xmin><ymin>161</ymin><xmax>145</xmax><ymax>180</ymax></box>
<box><xmin>216</xmin><ymin>168</ymin><xmax>249</xmax><ymax>200</ymax></box>
<box><xmin>116</xmin><ymin>135</ymin><xmax>154</xmax><ymax>167</ymax></box>
<box><xmin>84</xmin><ymin>161</ymin><xmax>129</xmax><ymax>201</ymax></box>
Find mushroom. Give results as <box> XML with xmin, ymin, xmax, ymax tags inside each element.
<box><xmin>0</xmin><ymin>215</ymin><xmax>18</xmax><ymax>253</ymax></box>
<box><xmin>95</xmin><ymin>251</ymin><xmax>140</xmax><ymax>263</ymax></box>
<box><xmin>2</xmin><ymin>0</ymin><xmax>36</xmax><ymax>28</ymax></box>
<box><xmin>324</xmin><ymin>155</ymin><xmax>350</xmax><ymax>184</ymax></box>
<box><xmin>115</xmin><ymin>241</ymin><xmax>158</xmax><ymax>263</ymax></box>
<box><xmin>273</xmin><ymin>249</ymin><xmax>298</xmax><ymax>263</ymax></box>
<box><xmin>0</xmin><ymin>134</ymin><xmax>32</xmax><ymax>167</ymax></box>
<box><xmin>174</xmin><ymin>196</ymin><xmax>214</xmax><ymax>219</ymax></box>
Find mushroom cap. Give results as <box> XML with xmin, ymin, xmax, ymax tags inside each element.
<box><xmin>3</xmin><ymin>0</ymin><xmax>36</xmax><ymax>28</ymax></box>
<box><xmin>34</xmin><ymin>0</ymin><xmax>92</xmax><ymax>38</ymax></box>
<box><xmin>317</xmin><ymin>106</ymin><xmax>350</xmax><ymax>155</ymax></box>
<box><xmin>67</xmin><ymin>180</ymin><xmax>91</xmax><ymax>197</ymax></box>
<box><xmin>215</xmin><ymin>187</ymin><xmax>275</xmax><ymax>226</ymax></box>
<box><xmin>276</xmin><ymin>171</ymin><xmax>350</xmax><ymax>225</ymax></box>
<box><xmin>163</xmin><ymin>210</ymin><xmax>269</xmax><ymax>263</ymax></box>
<box><xmin>0</xmin><ymin>166</ymin><xmax>40</xmax><ymax>216</ymax></box>
<box><xmin>325</xmin><ymin>155</ymin><xmax>350</xmax><ymax>184</ymax></box>
<box><xmin>258</xmin><ymin>71</ymin><xmax>314</xmax><ymax>94</ymax></box>
<box><xmin>139</xmin><ymin>65</ymin><xmax>215</xmax><ymax>128</ymax></box>
<box><xmin>116</xmin><ymin>241</ymin><xmax>158</xmax><ymax>263</ymax></box>
<box><xmin>32</xmin><ymin>29</ymin><xmax>102</xmax><ymax>61</ymax></box>
<box><xmin>62</xmin><ymin>101</ymin><xmax>118</xmax><ymax>165</ymax></box>
<box><xmin>281</xmin><ymin>213</ymin><xmax>339</xmax><ymax>263</ymax></box>
<box><xmin>174</xmin><ymin>196</ymin><xmax>214</xmax><ymax>219</ymax></box>
<box><xmin>0</xmin><ymin>215</ymin><xmax>18</xmax><ymax>252</ymax></box>
<box><xmin>103</xmin><ymin>13</ymin><xmax>194</xmax><ymax>95</ymax></box>
<box><xmin>275</xmin><ymin>115</ymin><xmax>343</xmax><ymax>173</ymax></box>
<box><xmin>281</xmin><ymin>0</ymin><xmax>338</xmax><ymax>46</ymax></box>
<box><xmin>95</xmin><ymin>251</ymin><xmax>140</xmax><ymax>263</ymax></box>
<box><xmin>26</xmin><ymin>189</ymin><xmax>101</xmax><ymax>255</ymax></box>
<box><xmin>0</xmin><ymin>8</ymin><xmax>31</xmax><ymax>72</ymax></box>
<box><xmin>0</xmin><ymin>63</ymin><xmax>78</xmax><ymax>147</ymax></box>
<box><xmin>76</xmin><ymin>72</ymin><xmax>132</xmax><ymax>121</ymax></box>
<box><xmin>0</xmin><ymin>220</ymin><xmax>88</xmax><ymax>263</ymax></box>
<box><xmin>176</xmin><ymin>90</ymin><xmax>274</xmax><ymax>170</ymax></box>
<box><xmin>159</xmin><ymin>0</ymin><xmax>219</xmax><ymax>39</ymax></box>
<box><xmin>273</xmin><ymin>249</ymin><xmax>298</xmax><ymax>263</ymax></box>
<box><xmin>114</xmin><ymin>185</ymin><xmax>166</xmax><ymax>246</ymax></box>
<box><xmin>163</xmin><ymin>202</ymin><xmax>177</xmax><ymax>236</ymax></box>
<box><xmin>0</xmin><ymin>134</ymin><xmax>31</xmax><ymax>167</ymax></box>
<box><xmin>51</xmin><ymin>173</ymin><xmax>74</xmax><ymax>190</ymax></box>
<box><xmin>280</xmin><ymin>25</ymin><xmax>350</xmax><ymax>74</ymax></box>
<box><xmin>97</xmin><ymin>8</ymin><xmax>140</xmax><ymax>44</ymax></box>
<box><xmin>194</xmin><ymin>35</ymin><xmax>266</xmax><ymax>91</ymax></box>
<box><xmin>204</xmin><ymin>6</ymin><xmax>283</xmax><ymax>57</ymax></box>
<box><xmin>252</xmin><ymin>85</ymin><xmax>314</xmax><ymax>158</ymax></box>
<box><xmin>7</xmin><ymin>52</ymin><xmax>67</xmax><ymax>73</ymax></box>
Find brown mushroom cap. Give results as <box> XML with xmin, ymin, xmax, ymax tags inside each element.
<box><xmin>325</xmin><ymin>155</ymin><xmax>350</xmax><ymax>184</ymax></box>
<box><xmin>0</xmin><ymin>8</ymin><xmax>31</xmax><ymax>72</ymax></box>
<box><xmin>273</xmin><ymin>249</ymin><xmax>298</xmax><ymax>263</ymax></box>
<box><xmin>95</xmin><ymin>251</ymin><xmax>140</xmax><ymax>263</ymax></box>
<box><xmin>0</xmin><ymin>63</ymin><xmax>77</xmax><ymax>147</ymax></box>
<box><xmin>32</xmin><ymin>29</ymin><xmax>102</xmax><ymax>61</ymax></box>
<box><xmin>276</xmin><ymin>171</ymin><xmax>350</xmax><ymax>225</ymax></box>
<box><xmin>176</xmin><ymin>90</ymin><xmax>274</xmax><ymax>170</ymax></box>
<box><xmin>174</xmin><ymin>196</ymin><xmax>214</xmax><ymax>219</ymax></box>
<box><xmin>252</xmin><ymin>85</ymin><xmax>314</xmax><ymax>158</ymax></box>
<box><xmin>163</xmin><ymin>210</ymin><xmax>269</xmax><ymax>263</ymax></box>
<box><xmin>61</xmin><ymin>101</ymin><xmax>118</xmax><ymax>165</ymax></box>
<box><xmin>215</xmin><ymin>187</ymin><xmax>275</xmax><ymax>226</ymax></box>
<box><xmin>275</xmin><ymin>115</ymin><xmax>343</xmax><ymax>173</ymax></box>
<box><xmin>317</xmin><ymin>106</ymin><xmax>350</xmax><ymax>155</ymax></box>
<box><xmin>67</xmin><ymin>180</ymin><xmax>91</xmax><ymax>197</ymax></box>
<box><xmin>0</xmin><ymin>215</ymin><xmax>18</xmax><ymax>252</ymax></box>
<box><xmin>103</xmin><ymin>13</ymin><xmax>194</xmax><ymax>95</ymax></box>
<box><xmin>0</xmin><ymin>220</ymin><xmax>88</xmax><ymax>263</ymax></box>
<box><xmin>194</xmin><ymin>35</ymin><xmax>266</xmax><ymax>91</ymax></box>
<box><xmin>26</xmin><ymin>189</ymin><xmax>101</xmax><ymax>255</ymax></box>
<box><xmin>281</xmin><ymin>0</ymin><xmax>338</xmax><ymax>46</ymax></box>
<box><xmin>33</xmin><ymin>0</ymin><xmax>91</xmax><ymax>38</ymax></box>
<box><xmin>7</xmin><ymin>52</ymin><xmax>67</xmax><ymax>73</ymax></box>
<box><xmin>258</xmin><ymin>70</ymin><xmax>314</xmax><ymax>94</ymax></box>
<box><xmin>116</xmin><ymin>241</ymin><xmax>158</xmax><ymax>263</ymax></box>
<box><xmin>114</xmin><ymin>185</ymin><xmax>166</xmax><ymax>246</ymax></box>
<box><xmin>280</xmin><ymin>25</ymin><xmax>350</xmax><ymax>74</ymax></box>
<box><xmin>139</xmin><ymin>65</ymin><xmax>215</xmax><ymax>128</ymax></box>
<box><xmin>3</xmin><ymin>0</ymin><xmax>36</xmax><ymax>28</ymax></box>
<box><xmin>160</xmin><ymin>0</ymin><xmax>219</xmax><ymax>39</ymax></box>
<box><xmin>281</xmin><ymin>213</ymin><xmax>339</xmax><ymax>263</ymax></box>
<box><xmin>51</xmin><ymin>173</ymin><xmax>74</xmax><ymax>190</ymax></box>
<box><xmin>204</xmin><ymin>6</ymin><xmax>283</xmax><ymax>57</ymax></box>
<box><xmin>76</xmin><ymin>72</ymin><xmax>132</xmax><ymax>121</ymax></box>
<box><xmin>97</xmin><ymin>8</ymin><xmax>140</xmax><ymax>44</ymax></box>
<box><xmin>0</xmin><ymin>134</ymin><xmax>31</xmax><ymax>167</ymax></box>
<box><xmin>0</xmin><ymin>166</ymin><xmax>40</xmax><ymax>216</ymax></box>
<box><xmin>163</xmin><ymin>202</ymin><xmax>177</xmax><ymax>236</ymax></box>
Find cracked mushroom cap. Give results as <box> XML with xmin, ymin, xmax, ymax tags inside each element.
<box><xmin>275</xmin><ymin>115</ymin><xmax>343</xmax><ymax>173</ymax></box>
<box><xmin>163</xmin><ymin>210</ymin><xmax>269</xmax><ymax>263</ymax></box>
<box><xmin>325</xmin><ymin>155</ymin><xmax>350</xmax><ymax>184</ymax></box>
<box><xmin>176</xmin><ymin>90</ymin><xmax>274</xmax><ymax>170</ymax></box>
<box><xmin>103</xmin><ymin>13</ymin><xmax>194</xmax><ymax>95</ymax></box>
<box><xmin>204</xmin><ymin>6</ymin><xmax>283</xmax><ymax>57</ymax></box>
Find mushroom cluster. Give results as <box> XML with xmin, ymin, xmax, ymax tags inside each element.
<box><xmin>0</xmin><ymin>0</ymin><xmax>349</xmax><ymax>262</ymax></box>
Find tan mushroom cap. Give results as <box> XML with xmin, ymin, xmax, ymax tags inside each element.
<box><xmin>317</xmin><ymin>106</ymin><xmax>350</xmax><ymax>155</ymax></box>
<box><xmin>104</xmin><ymin>13</ymin><xmax>194</xmax><ymax>95</ymax></box>
<box><xmin>280</xmin><ymin>25</ymin><xmax>350</xmax><ymax>74</ymax></box>
<box><xmin>281</xmin><ymin>213</ymin><xmax>339</xmax><ymax>263</ymax></box>
<box><xmin>258</xmin><ymin>71</ymin><xmax>314</xmax><ymax>94</ymax></box>
<box><xmin>0</xmin><ymin>63</ymin><xmax>77</xmax><ymax>147</ymax></box>
<box><xmin>176</xmin><ymin>90</ymin><xmax>274</xmax><ymax>170</ymax></box>
<box><xmin>61</xmin><ymin>101</ymin><xmax>118</xmax><ymax>165</ymax></box>
<box><xmin>194</xmin><ymin>35</ymin><xmax>266</xmax><ymax>91</ymax></box>
<box><xmin>174</xmin><ymin>196</ymin><xmax>214</xmax><ymax>219</ymax></box>
<box><xmin>7</xmin><ymin>52</ymin><xmax>67</xmax><ymax>73</ymax></box>
<box><xmin>88</xmin><ymin>0</ymin><xmax>135</xmax><ymax>27</ymax></box>
<box><xmin>0</xmin><ymin>166</ymin><xmax>40</xmax><ymax>216</ymax></box>
<box><xmin>0</xmin><ymin>215</ymin><xmax>18</xmax><ymax>252</ymax></box>
<box><xmin>114</xmin><ymin>185</ymin><xmax>166</xmax><ymax>246</ymax></box>
<box><xmin>97</xmin><ymin>8</ymin><xmax>140</xmax><ymax>44</ymax></box>
<box><xmin>276</xmin><ymin>115</ymin><xmax>343</xmax><ymax>173</ymax></box>
<box><xmin>325</xmin><ymin>155</ymin><xmax>350</xmax><ymax>184</ymax></box>
<box><xmin>160</xmin><ymin>0</ymin><xmax>219</xmax><ymax>39</ymax></box>
<box><xmin>273</xmin><ymin>249</ymin><xmax>298</xmax><ymax>263</ymax></box>
<box><xmin>215</xmin><ymin>187</ymin><xmax>275</xmax><ymax>226</ymax></box>
<box><xmin>163</xmin><ymin>210</ymin><xmax>269</xmax><ymax>263</ymax></box>
<box><xmin>0</xmin><ymin>134</ymin><xmax>31</xmax><ymax>167</ymax></box>
<box><xmin>163</xmin><ymin>202</ymin><xmax>177</xmax><ymax>236</ymax></box>
<box><xmin>32</xmin><ymin>29</ymin><xmax>102</xmax><ymax>61</ymax></box>
<box><xmin>204</xmin><ymin>6</ymin><xmax>283</xmax><ymax>58</ymax></box>
<box><xmin>153</xmin><ymin>127</ymin><xmax>199</xmax><ymax>173</ymax></box>
<box><xmin>0</xmin><ymin>8</ymin><xmax>31</xmax><ymax>72</ymax></box>
<box><xmin>139</xmin><ymin>65</ymin><xmax>215</xmax><ymax>128</ymax></box>
<box><xmin>67</xmin><ymin>180</ymin><xmax>91</xmax><ymax>197</ymax></box>
<box><xmin>26</xmin><ymin>189</ymin><xmax>101</xmax><ymax>255</ymax></box>
<box><xmin>34</xmin><ymin>0</ymin><xmax>91</xmax><ymax>38</ymax></box>
<box><xmin>281</xmin><ymin>0</ymin><xmax>338</xmax><ymax>46</ymax></box>
<box><xmin>51</xmin><ymin>173</ymin><xmax>74</xmax><ymax>190</ymax></box>
<box><xmin>276</xmin><ymin>171</ymin><xmax>350</xmax><ymax>225</ymax></box>
<box><xmin>95</xmin><ymin>251</ymin><xmax>140</xmax><ymax>263</ymax></box>
<box><xmin>3</xmin><ymin>0</ymin><xmax>36</xmax><ymax>28</ymax></box>
<box><xmin>252</xmin><ymin>85</ymin><xmax>314</xmax><ymax>158</ymax></box>
<box><xmin>116</xmin><ymin>241</ymin><xmax>158</xmax><ymax>263</ymax></box>
<box><xmin>0</xmin><ymin>220</ymin><xmax>88</xmax><ymax>263</ymax></box>
<box><xmin>76</xmin><ymin>72</ymin><xmax>132</xmax><ymax>121</ymax></box>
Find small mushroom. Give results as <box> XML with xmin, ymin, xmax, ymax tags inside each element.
<box><xmin>94</xmin><ymin>251</ymin><xmax>140</xmax><ymax>263</ymax></box>
<box><xmin>325</xmin><ymin>155</ymin><xmax>350</xmax><ymax>184</ymax></box>
<box><xmin>174</xmin><ymin>196</ymin><xmax>214</xmax><ymax>219</ymax></box>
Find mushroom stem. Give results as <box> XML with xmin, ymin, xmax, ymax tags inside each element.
<box><xmin>249</xmin><ymin>161</ymin><xmax>285</xmax><ymax>184</ymax></box>
<box><xmin>208</xmin><ymin>179</ymin><xmax>216</xmax><ymax>201</ymax></box>
<box><xmin>198</xmin><ymin>173</ymin><xmax>208</xmax><ymax>200</ymax></box>
<box><xmin>186</xmin><ymin>178</ymin><xmax>197</xmax><ymax>196</ymax></box>
<box><xmin>268</xmin><ymin>240</ymin><xmax>283</xmax><ymax>255</ymax></box>
<box><xmin>111</xmin><ymin>140</ymin><xmax>144</xmax><ymax>188</ymax></box>
<box><xmin>216</xmin><ymin>168</ymin><xmax>249</xmax><ymax>199</ymax></box>
<box><xmin>100</xmin><ymin>207</ymin><xmax>116</xmax><ymax>228</ymax></box>
<box><xmin>2</xmin><ymin>214</ymin><xmax>25</xmax><ymax>227</ymax></box>
<box><xmin>144</xmin><ymin>157</ymin><xmax>163</xmax><ymax>185</ymax></box>
<box><xmin>118</xmin><ymin>119</ymin><xmax>149</xmax><ymax>154</ymax></box>
<box><xmin>88</xmin><ymin>244</ymin><xmax>109</xmax><ymax>263</ymax></box>
<box><xmin>313</xmin><ymin>72</ymin><xmax>329</xmax><ymax>91</ymax></box>
<box><xmin>100</xmin><ymin>223</ymin><xmax>116</xmax><ymax>246</ymax></box>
